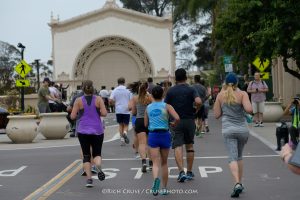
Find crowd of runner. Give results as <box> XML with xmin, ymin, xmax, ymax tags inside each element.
<box><xmin>66</xmin><ymin>69</ymin><xmax>257</xmax><ymax>198</ymax></box>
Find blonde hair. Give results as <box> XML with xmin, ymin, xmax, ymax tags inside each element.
<box><xmin>223</xmin><ymin>83</ymin><xmax>237</xmax><ymax>104</ymax></box>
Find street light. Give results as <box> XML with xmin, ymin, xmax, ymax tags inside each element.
<box><xmin>17</xmin><ymin>43</ymin><xmax>25</xmax><ymax>112</ymax></box>
<box><xmin>35</xmin><ymin>59</ymin><xmax>40</xmax><ymax>91</ymax></box>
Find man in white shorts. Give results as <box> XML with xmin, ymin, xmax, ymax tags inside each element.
<box><xmin>247</xmin><ymin>72</ymin><xmax>269</xmax><ymax>127</ymax></box>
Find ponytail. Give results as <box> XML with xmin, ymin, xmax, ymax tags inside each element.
<box><xmin>223</xmin><ymin>83</ymin><xmax>237</xmax><ymax>104</ymax></box>
<box><xmin>82</xmin><ymin>80</ymin><xmax>94</xmax><ymax>95</ymax></box>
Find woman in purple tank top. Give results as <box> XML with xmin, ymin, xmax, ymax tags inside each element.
<box><xmin>71</xmin><ymin>80</ymin><xmax>107</xmax><ymax>188</ymax></box>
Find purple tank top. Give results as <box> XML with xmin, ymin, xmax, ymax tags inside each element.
<box><xmin>77</xmin><ymin>95</ymin><xmax>104</xmax><ymax>135</ymax></box>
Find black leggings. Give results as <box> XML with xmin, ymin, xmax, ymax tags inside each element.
<box><xmin>78</xmin><ymin>133</ymin><xmax>104</xmax><ymax>163</ymax></box>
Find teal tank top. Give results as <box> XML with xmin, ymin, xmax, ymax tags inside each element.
<box><xmin>147</xmin><ymin>102</ymin><xmax>169</xmax><ymax>131</ymax></box>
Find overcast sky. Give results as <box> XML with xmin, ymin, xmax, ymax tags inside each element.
<box><xmin>0</xmin><ymin>0</ymin><xmax>122</xmax><ymax>63</ymax></box>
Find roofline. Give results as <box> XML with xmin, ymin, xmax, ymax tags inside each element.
<box><xmin>49</xmin><ymin>5</ymin><xmax>172</xmax><ymax>28</ymax></box>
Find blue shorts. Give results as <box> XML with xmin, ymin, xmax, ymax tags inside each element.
<box><xmin>148</xmin><ymin>131</ymin><xmax>171</xmax><ymax>149</ymax></box>
<box><xmin>116</xmin><ymin>114</ymin><xmax>130</xmax><ymax>125</ymax></box>
<box><xmin>131</xmin><ymin>115</ymin><xmax>136</xmax><ymax>126</ymax></box>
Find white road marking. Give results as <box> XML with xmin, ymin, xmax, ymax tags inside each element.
<box><xmin>102</xmin><ymin>154</ymin><xmax>279</xmax><ymax>161</ymax></box>
<box><xmin>249</xmin><ymin>130</ymin><xmax>279</xmax><ymax>154</ymax></box>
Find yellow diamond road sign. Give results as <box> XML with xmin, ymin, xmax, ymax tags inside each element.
<box><xmin>15</xmin><ymin>60</ymin><xmax>32</xmax><ymax>78</ymax></box>
<box><xmin>252</xmin><ymin>57</ymin><xmax>270</xmax><ymax>72</ymax></box>
<box><xmin>260</xmin><ymin>72</ymin><xmax>270</xmax><ymax>80</ymax></box>
<box><xmin>16</xmin><ymin>79</ymin><xmax>30</xmax><ymax>87</ymax></box>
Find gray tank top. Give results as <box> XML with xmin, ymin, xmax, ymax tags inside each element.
<box><xmin>136</xmin><ymin>102</ymin><xmax>147</xmax><ymax>119</ymax></box>
<box><xmin>221</xmin><ymin>103</ymin><xmax>249</xmax><ymax>134</ymax></box>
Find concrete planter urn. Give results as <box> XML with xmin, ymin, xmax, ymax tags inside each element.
<box><xmin>263</xmin><ymin>102</ymin><xmax>284</xmax><ymax>122</ymax></box>
<box><xmin>39</xmin><ymin>112</ymin><xmax>69</xmax><ymax>139</ymax></box>
<box><xmin>6</xmin><ymin>115</ymin><xmax>38</xmax><ymax>143</ymax></box>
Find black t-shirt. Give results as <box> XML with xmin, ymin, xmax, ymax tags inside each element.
<box><xmin>164</xmin><ymin>84</ymin><xmax>199</xmax><ymax>119</ymax></box>
<box><xmin>192</xmin><ymin>83</ymin><xmax>207</xmax><ymax>103</ymax></box>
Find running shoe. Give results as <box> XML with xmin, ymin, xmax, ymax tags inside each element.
<box><xmin>230</xmin><ymin>183</ymin><xmax>243</xmax><ymax>198</ymax></box>
<box><xmin>123</xmin><ymin>134</ymin><xmax>130</xmax><ymax>144</ymax></box>
<box><xmin>142</xmin><ymin>163</ymin><xmax>147</xmax><ymax>173</ymax></box>
<box><xmin>253</xmin><ymin>122</ymin><xmax>260</xmax><ymax>127</ymax></box>
<box><xmin>81</xmin><ymin>170</ymin><xmax>87</xmax><ymax>176</ymax></box>
<box><xmin>151</xmin><ymin>178</ymin><xmax>160</xmax><ymax>196</ymax></box>
<box><xmin>205</xmin><ymin>125</ymin><xmax>210</xmax><ymax>132</ymax></box>
<box><xmin>195</xmin><ymin>130</ymin><xmax>200</xmax><ymax>137</ymax></box>
<box><xmin>96</xmin><ymin>166</ymin><xmax>105</xmax><ymax>181</ymax></box>
<box><xmin>177</xmin><ymin>171</ymin><xmax>187</xmax><ymax>182</ymax></box>
<box><xmin>186</xmin><ymin>171</ymin><xmax>195</xmax><ymax>180</ymax></box>
<box><xmin>148</xmin><ymin>160</ymin><xmax>153</xmax><ymax>171</ymax></box>
<box><xmin>91</xmin><ymin>165</ymin><xmax>98</xmax><ymax>174</ymax></box>
<box><xmin>85</xmin><ymin>178</ymin><xmax>94</xmax><ymax>188</ymax></box>
<box><xmin>120</xmin><ymin>137</ymin><xmax>125</xmax><ymax>146</ymax></box>
<box><xmin>135</xmin><ymin>152</ymin><xmax>140</xmax><ymax>159</ymax></box>
<box><xmin>160</xmin><ymin>188</ymin><xmax>169</xmax><ymax>195</ymax></box>
<box><xmin>259</xmin><ymin>122</ymin><xmax>264</xmax><ymax>127</ymax></box>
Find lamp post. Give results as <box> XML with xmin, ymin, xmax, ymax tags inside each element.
<box><xmin>35</xmin><ymin>59</ymin><xmax>40</xmax><ymax>91</ymax></box>
<box><xmin>17</xmin><ymin>43</ymin><xmax>25</xmax><ymax>112</ymax></box>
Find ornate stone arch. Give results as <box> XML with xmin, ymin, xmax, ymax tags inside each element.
<box><xmin>73</xmin><ymin>36</ymin><xmax>153</xmax><ymax>80</ymax></box>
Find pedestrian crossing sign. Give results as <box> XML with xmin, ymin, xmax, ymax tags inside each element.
<box><xmin>16</xmin><ymin>79</ymin><xmax>30</xmax><ymax>87</ymax></box>
<box><xmin>253</xmin><ymin>57</ymin><xmax>270</xmax><ymax>72</ymax></box>
<box><xmin>15</xmin><ymin>60</ymin><xmax>32</xmax><ymax>78</ymax></box>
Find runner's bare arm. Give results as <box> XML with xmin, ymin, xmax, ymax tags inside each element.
<box><xmin>144</xmin><ymin>109</ymin><xmax>149</xmax><ymax>127</ymax></box>
<box><xmin>242</xmin><ymin>91</ymin><xmax>253</xmax><ymax>114</ymax></box>
<box><xmin>70</xmin><ymin>99</ymin><xmax>80</xmax><ymax>120</ymax></box>
<box><xmin>97</xmin><ymin>96</ymin><xmax>107</xmax><ymax>117</ymax></box>
<box><xmin>213</xmin><ymin>94</ymin><xmax>222</xmax><ymax>119</ymax></box>
<box><xmin>129</xmin><ymin>96</ymin><xmax>137</xmax><ymax>115</ymax></box>
<box><xmin>167</xmin><ymin>104</ymin><xmax>180</xmax><ymax>127</ymax></box>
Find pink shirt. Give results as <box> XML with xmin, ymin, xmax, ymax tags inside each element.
<box><xmin>247</xmin><ymin>80</ymin><xmax>268</xmax><ymax>102</ymax></box>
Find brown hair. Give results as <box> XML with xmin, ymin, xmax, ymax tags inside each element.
<box><xmin>82</xmin><ymin>80</ymin><xmax>94</xmax><ymax>95</ymax></box>
<box><xmin>138</xmin><ymin>82</ymin><xmax>149</xmax><ymax>105</ymax></box>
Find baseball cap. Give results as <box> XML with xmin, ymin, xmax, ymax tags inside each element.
<box><xmin>43</xmin><ymin>77</ymin><xmax>51</xmax><ymax>83</ymax></box>
<box><xmin>225</xmin><ymin>73</ymin><xmax>238</xmax><ymax>85</ymax></box>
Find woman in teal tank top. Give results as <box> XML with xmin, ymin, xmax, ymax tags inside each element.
<box><xmin>144</xmin><ymin>85</ymin><xmax>179</xmax><ymax>196</ymax></box>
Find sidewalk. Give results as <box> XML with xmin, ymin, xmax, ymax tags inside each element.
<box><xmin>248</xmin><ymin>123</ymin><xmax>278</xmax><ymax>152</ymax></box>
<box><xmin>0</xmin><ymin>119</ymin><xmax>282</xmax><ymax>152</ymax></box>
<box><xmin>0</xmin><ymin>125</ymin><xmax>119</xmax><ymax>150</ymax></box>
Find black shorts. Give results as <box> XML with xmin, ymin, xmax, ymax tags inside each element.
<box><xmin>78</xmin><ymin>133</ymin><xmax>104</xmax><ymax>158</ymax></box>
<box><xmin>170</xmin><ymin>119</ymin><xmax>195</xmax><ymax>149</ymax></box>
<box><xmin>116</xmin><ymin>114</ymin><xmax>130</xmax><ymax>125</ymax></box>
<box><xmin>195</xmin><ymin>105</ymin><xmax>205</xmax><ymax>120</ymax></box>
<box><xmin>135</xmin><ymin>118</ymin><xmax>148</xmax><ymax>134</ymax></box>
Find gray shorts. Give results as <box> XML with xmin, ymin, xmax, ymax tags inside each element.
<box><xmin>252</xmin><ymin>101</ymin><xmax>265</xmax><ymax>113</ymax></box>
<box><xmin>171</xmin><ymin>119</ymin><xmax>195</xmax><ymax>149</ymax></box>
<box><xmin>38</xmin><ymin>103</ymin><xmax>51</xmax><ymax>113</ymax></box>
<box><xmin>223</xmin><ymin>132</ymin><xmax>249</xmax><ymax>162</ymax></box>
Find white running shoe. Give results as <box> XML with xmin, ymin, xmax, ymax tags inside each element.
<box><xmin>120</xmin><ymin>137</ymin><xmax>125</xmax><ymax>146</ymax></box>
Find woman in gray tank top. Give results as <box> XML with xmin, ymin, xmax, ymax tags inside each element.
<box><xmin>213</xmin><ymin>73</ymin><xmax>252</xmax><ymax>198</ymax></box>
<box><xmin>131</xmin><ymin>82</ymin><xmax>152</xmax><ymax>173</ymax></box>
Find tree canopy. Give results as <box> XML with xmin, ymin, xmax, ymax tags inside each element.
<box><xmin>215</xmin><ymin>0</ymin><xmax>300</xmax><ymax>79</ymax></box>
<box><xmin>0</xmin><ymin>41</ymin><xmax>21</xmax><ymax>95</ymax></box>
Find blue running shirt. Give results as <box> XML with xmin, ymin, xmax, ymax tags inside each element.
<box><xmin>147</xmin><ymin>102</ymin><xmax>169</xmax><ymax>131</ymax></box>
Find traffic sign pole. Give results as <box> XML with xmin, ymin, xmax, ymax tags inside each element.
<box><xmin>20</xmin><ymin>50</ymin><xmax>25</xmax><ymax>113</ymax></box>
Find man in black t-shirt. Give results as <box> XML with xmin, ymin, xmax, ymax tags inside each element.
<box><xmin>165</xmin><ymin>68</ymin><xmax>202</xmax><ymax>182</ymax></box>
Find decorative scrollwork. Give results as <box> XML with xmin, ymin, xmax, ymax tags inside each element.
<box><xmin>74</xmin><ymin>36</ymin><xmax>152</xmax><ymax>79</ymax></box>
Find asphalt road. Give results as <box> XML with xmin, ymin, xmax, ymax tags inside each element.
<box><xmin>0</xmin><ymin>113</ymin><xmax>299</xmax><ymax>200</ymax></box>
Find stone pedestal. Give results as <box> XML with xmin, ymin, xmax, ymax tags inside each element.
<box><xmin>39</xmin><ymin>112</ymin><xmax>69</xmax><ymax>139</ymax></box>
<box><xmin>6</xmin><ymin>115</ymin><xmax>38</xmax><ymax>143</ymax></box>
<box><xmin>263</xmin><ymin>102</ymin><xmax>284</xmax><ymax>122</ymax></box>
